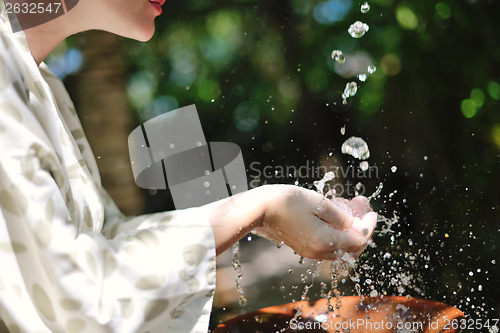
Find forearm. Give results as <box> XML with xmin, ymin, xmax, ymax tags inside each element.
<box><xmin>200</xmin><ymin>186</ymin><xmax>269</xmax><ymax>255</ymax></box>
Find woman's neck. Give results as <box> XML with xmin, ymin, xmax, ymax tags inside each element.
<box><xmin>22</xmin><ymin>9</ymin><xmax>83</xmax><ymax>66</ymax></box>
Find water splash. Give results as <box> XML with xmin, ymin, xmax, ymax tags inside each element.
<box><xmin>348</xmin><ymin>21</ymin><xmax>369</xmax><ymax>38</ymax></box>
<box><xmin>331</xmin><ymin>50</ymin><xmax>345</xmax><ymax>63</ymax></box>
<box><xmin>341</xmin><ymin>136</ymin><xmax>370</xmax><ymax>160</ymax></box>
<box><xmin>231</xmin><ymin>242</ymin><xmax>247</xmax><ymax>306</ymax></box>
<box><xmin>313</xmin><ymin>171</ymin><xmax>335</xmax><ymax>194</ymax></box>
<box><xmin>368</xmin><ymin>181</ymin><xmax>384</xmax><ymax>200</ymax></box>
<box><xmin>361</xmin><ymin>2</ymin><xmax>370</xmax><ymax>14</ymax></box>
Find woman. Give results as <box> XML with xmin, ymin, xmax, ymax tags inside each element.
<box><xmin>0</xmin><ymin>0</ymin><xmax>377</xmax><ymax>332</ymax></box>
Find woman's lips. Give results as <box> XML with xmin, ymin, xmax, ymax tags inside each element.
<box><xmin>149</xmin><ymin>0</ymin><xmax>164</xmax><ymax>14</ymax></box>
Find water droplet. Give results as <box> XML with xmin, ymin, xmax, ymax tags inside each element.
<box><xmin>369</xmin><ymin>290</ymin><xmax>378</xmax><ymax>297</ymax></box>
<box><xmin>445</xmin><ymin>233</ymin><xmax>449</xmax><ymax>238</ymax></box>
<box><xmin>314</xmin><ymin>171</ymin><xmax>336</xmax><ymax>193</ymax></box>
<box><xmin>203</xmin><ymin>181</ymin><xmax>210</xmax><ymax>187</ymax></box>
<box><xmin>469</xmin><ymin>271</ymin><xmax>474</xmax><ymax>276</ymax></box>
<box><xmin>492</xmin><ymin>260</ymin><xmax>496</xmax><ymax>264</ymax></box>
<box><xmin>360</xmin><ymin>161</ymin><xmax>369</xmax><ymax>171</ymax></box>
<box><xmin>348</xmin><ymin>21</ymin><xmax>369</xmax><ymax>38</ymax></box>
<box><xmin>423</xmin><ymin>155</ymin><xmax>429</xmax><ymax>160</ymax></box>
<box><xmin>254</xmin><ymin>315</ymin><xmax>263</xmax><ymax>323</ymax></box>
<box><xmin>247</xmin><ymin>236</ymin><xmax>252</xmax><ymax>241</ymax></box>
<box><xmin>391</xmin><ymin>166</ymin><xmax>397</xmax><ymax>173</ymax></box>
<box><xmin>313</xmin><ymin>314</ymin><xmax>327</xmax><ymax>323</ymax></box>
<box><xmin>211</xmin><ymin>99</ymin><xmax>215</xmax><ymax>102</ymax></box>
<box><xmin>331</xmin><ymin>50</ymin><xmax>345</xmax><ymax>63</ymax></box>
<box><xmin>169</xmin><ymin>143</ymin><xmax>175</xmax><ymax>148</ymax></box>
<box><xmin>341</xmin><ymin>81</ymin><xmax>359</xmax><ymax>104</ymax></box>
<box><xmin>361</xmin><ymin>2</ymin><xmax>370</xmax><ymax>13</ymax></box>
<box><xmin>341</xmin><ymin>136</ymin><xmax>370</xmax><ymax>160</ymax></box>
<box><xmin>324</xmin><ymin>171</ymin><xmax>335</xmax><ymax>181</ymax></box>
<box><xmin>340</xmin><ymin>125</ymin><xmax>346</xmax><ymax>135</ymax></box>
<box><xmin>367</xmin><ymin>65</ymin><xmax>377</xmax><ymax>74</ymax></box>
<box><xmin>277</xmin><ymin>241</ymin><xmax>284</xmax><ymax>249</ymax></box>
<box><xmin>478</xmin><ymin>285</ymin><xmax>483</xmax><ymax>291</ymax></box>
<box><xmin>239</xmin><ymin>297</ymin><xmax>247</xmax><ymax>307</ymax></box>
<box><xmin>358</xmin><ymin>73</ymin><xmax>367</xmax><ymax>82</ymax></box>
<box><xmin>342</xmin><ymin>81</ymin><xmax>358</xmax><ymax>102</ymax></box>
<box><xmin>288</xmin><ymin>269</ymin><xmax>293</xmax><ymax>274</ymax></box>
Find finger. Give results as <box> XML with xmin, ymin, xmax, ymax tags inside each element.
<box><xmin>348</xmin><ymin>196</ymin><xmax>373</xmax><ymax>217</ymax></box>
<box><xmin>314</xmin><ymin>196</ymin><xmax>354</xmax><ymax>231</ymax></box>
<box><xmin>351</xmin><ymin>212</ymin><xmax>377</xmax><ymax>238</ymax></box>
<box><xmin>338</xmin><ymin>212</ymin><xmax>377</xmax><ymax>254</ymax></box>
<box><xmin>314</xmin><ymin>199</ymin><xmax>353</xmax><ymax>230</ymax></box>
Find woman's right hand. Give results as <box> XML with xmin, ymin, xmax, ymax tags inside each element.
<box><xmin>252</xmin><ymin>185</ymin><xmax>377</xmax><ymax>260</ymax></box>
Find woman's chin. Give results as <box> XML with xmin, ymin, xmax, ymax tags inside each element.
<box><xmin>118</xmin><ymin>23</ymin><xmax>156</xmax><ymax>42</ymax></box>
<box><xmin>133</xmin><ymin>27</ymin><xmax>156</xmax><ymax>42</ymax></box>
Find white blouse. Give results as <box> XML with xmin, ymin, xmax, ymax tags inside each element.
<box><xmin>0</xmin><ymin>2</ymin><xmax>216</xmax><ymax>332</ymax></box>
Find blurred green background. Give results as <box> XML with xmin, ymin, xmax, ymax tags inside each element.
<box><xmin>50</xmin><ymin>0</ymin><xmax>499</xmax><ymax>330</ymax></box>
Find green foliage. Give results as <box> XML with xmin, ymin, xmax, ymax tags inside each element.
<box><xmin>117</xmin><ymin>0</ymin><xmax>500</xmax><ymax>323</ymax></box>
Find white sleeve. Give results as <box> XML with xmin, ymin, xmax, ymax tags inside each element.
<box><xmin>0</xmin><ymin>22</ymin><xmax>216</xmax><ymax>333</ymax></box>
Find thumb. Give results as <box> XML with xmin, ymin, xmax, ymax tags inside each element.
<box><xmin>351</xmin><ymin>212</ymin><xmax>378</xmax><ymax>238</ymax></box>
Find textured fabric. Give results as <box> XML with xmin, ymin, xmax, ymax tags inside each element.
<box><xmin>0</xmin><ymin>3</ymin><xmax>216</xmax><ymax>333</ymax></box>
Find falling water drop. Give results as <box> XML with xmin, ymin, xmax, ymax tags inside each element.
<box><xmin>348</xmin><ymin>21</ymin><xmax>369</xmax><ymax>38</ymax></box>
<box><xmin>331</xmin><ymin>50</ymin><xmax>346</xmax><ymax>63</ymax></box>
<box><xmin>360</xmin><ymin>161</ymin><xmax>369</xmax><ymax>171</ymax></box>
<box><xmin>358</xmin><ymin>73</ymin><xmax>367</xmax><ymax>82</ymax></box>
<box><xmin>361</xmin><ymin>2</ymin><xmax>370</xmax><ymax>13</ymax></box>
<box><xmin>341</xmin><ymin>136</ymin><xmax>370</xmax><ymax>160</ymax></box>
<box><xmin>391</xmin><ymin>166</ymin><xmax>397</xmax><ymax>173</ymax></box>
<box><xmin>368</xmin><ymin>65</ymin><xmax>377</xmax><ymax>74</ymax></box>
<box><xmin>342</xmin><ymin>81</ymin><xmax>358</xmax><ymax>104</ymax></box>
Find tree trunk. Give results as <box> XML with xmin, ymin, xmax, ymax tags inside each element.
<box><xmin>75</xmin><ymin>31</ymin><xmax>143</xmax><ymax>216</ymax></box>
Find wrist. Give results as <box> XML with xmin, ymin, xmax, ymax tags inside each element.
<box><xmin>245</xmin><ymin>185</ymin><xmax>273</xmax><ymax>229</ymax></box>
